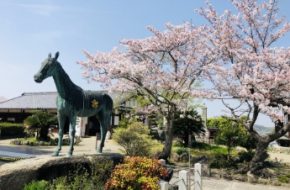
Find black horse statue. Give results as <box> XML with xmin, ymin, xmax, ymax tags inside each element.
<box><xmin>34</xmin><ymin>52</ymin><xmax>113</xmax><ymax>156</ymax></box>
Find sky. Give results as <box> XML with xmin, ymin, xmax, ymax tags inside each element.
<box><xmin>0</xmin><ymin>0</ymin><xmax>289</xmax><ymax>127</ymax></box>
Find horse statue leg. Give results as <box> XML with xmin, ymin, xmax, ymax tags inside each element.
<box><xmin>53</xmin><ymin>113</ymin><xmax>66</xmax><ymax>156</ymax></box>
<box><xmin>68</xmin><ymin>116</ymin><xmax>76</xmax><ymax>157</ymax></box>
<box><xmin>97</xmin><ymin>112</ymin><xmax>111</xmax><ymax>153</ymax></box>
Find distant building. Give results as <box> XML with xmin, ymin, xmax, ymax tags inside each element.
<box><xmin>0</xmin><ymin>92</ymin><xmax>137</xmax><ymax>137</ymax></box>
<box><xmin>0</xmin><ymin>92</ymin><xmax>57</xmax><ymax>123</ymax></box>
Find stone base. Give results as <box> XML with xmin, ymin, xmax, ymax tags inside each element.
<box><xmin>0</xmin><ymin>153</ymin><xmax>123</xmax><ymax>190</ymax></box>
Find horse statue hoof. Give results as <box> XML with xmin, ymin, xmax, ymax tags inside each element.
<box><xmin>66</xmin><ymin>153</ymin><xmax>73</xmax><ymax>157</ymax></box>
<box><xmin>96</xmin><ymin>147</ymin><xmax>103</xmax><ymax>154</ymax></box>
<box><xmin>52</xmin><ymin>151</ymin><xmax>60</xmax><ymax>157</ymax></box>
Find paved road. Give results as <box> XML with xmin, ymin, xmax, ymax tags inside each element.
<box><xmin>170</xmin><ymin>174</ymin><xmax>290</xmax><ymax>190</ymax></box>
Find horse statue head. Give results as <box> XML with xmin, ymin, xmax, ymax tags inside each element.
<box><xmin>34</xmin><ymin>52</ymin><xmax>59</xmax><ymax>83</ymax></box>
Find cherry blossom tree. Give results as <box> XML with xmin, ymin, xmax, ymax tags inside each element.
<box><xmin>199</xmin><ymin>0</ymin><xmax>290</xmax><ymax>174</ymax></box>
<box><xmin>79</xmin><ymin>23</ymin><xmax>215</xmax><ymax>159</ymax></box>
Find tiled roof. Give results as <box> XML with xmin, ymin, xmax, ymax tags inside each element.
<box><xmin>0</xmin><ymin>91</ymin><xmax>126</xmax><ymax>110</ymax></box>
<box><xmin>0</xmin><ymin>92</ymin><xmax>58</xmax><ymax>109</ymax></box>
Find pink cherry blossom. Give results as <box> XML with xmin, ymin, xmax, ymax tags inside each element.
<box><xmin>79</xmin><ymin>23</ymin><xmax>216</xmax><ymax>113</ymax></box>
<box><xmin>199</xmin><ymin>0</ymin><xmax>290</xmax><ymax>123</ymax></box>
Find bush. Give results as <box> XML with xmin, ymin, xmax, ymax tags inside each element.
<box><xmin>49</xmin><ymin>158</ymin><xmax>113</xmax><ymax>190</ymax></box>
<box><xmin>113</xmin><ymin>122</ymin><xmax>161</xmax><ymax>157</ymax></box>
<box><xmin>0</xmin><ymin>122</ymin><xmax>24</xmax><ymax>137</ymax></box>
<box><xmin>175</xmin><ymin>147</ymin><xmax>188</xmax><ymax>156</ymax></box>
<box><xmin>24</xmin><ymin>157</ymin><xmax>114</xmax><ymax>190</ymax></box>
<box><xmin>105</xmin><ymin>156</ymin><xmax>168</xmax><ymax>190</ymax></box>
<box><xmin>173</xmin><ymin>139</ymin><xmax>185</xmax><ymax>147</ymax></box>
<box><xmin>50</xmin><ymin>171</ymin><xmax>101</xmax><ymax>190</ymax></box>
<box><xmin>237</xmin><ymin>151</ymin><xmax>254</xmax><ymax>163</ymax></box>
<box><xmin>90</xmin><ymin>157</ymin><xmax>115</xmax><ymax>183</ymax></box>
<box><xmin>172</xmin><ymin>146</ymin><xmax>190</xmax><ymax>162</ymax></box>
<box><xmin>210</xmin><ymin>154</ymin><xmax>236</xmax><ymax>169</ymax></box>
<box><xmin>24</xmin><ymin>180</ymin><xmax>49</xmax><ymax>190</ymax></box>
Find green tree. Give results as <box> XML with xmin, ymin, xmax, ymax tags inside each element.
<box><xmin>173</xmin><ymin>109</ymin><xmax>204</xmax><ymax>147</ymax></box>
<box><xmin>24</xmin><ymin>111</ymin><xmax>57</xmax><ymax>141</ymax></box>
<box><xmin>208</xmin><ymin>116</ymin><xmax>250</xmax><ymax>159</ymax></box>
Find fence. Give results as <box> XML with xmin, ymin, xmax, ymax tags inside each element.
<box><xmin>160</xmin><ymin>163</ymin><xmax>202</xmax><ymax>190</ymax></box>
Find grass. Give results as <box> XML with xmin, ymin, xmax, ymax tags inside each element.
<box><xmin>174</xmin><ymin>141</ymin><xmax>234</xmax><ymax>158</ymax></box>
<box><xmin>278</xmin><ymin>175</ymin><xmax>290</xmax><ymax>183</ymax></box>
<box><xmin>0</xmin><ymin>156</ymin><xmax>22</xmax><ymax>162</ymax></box>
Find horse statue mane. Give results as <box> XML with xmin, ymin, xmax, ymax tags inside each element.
<box><xmin>34</xmin><ymin>52</ymin><xmax>113</xmax><ymax>156</ymax></box>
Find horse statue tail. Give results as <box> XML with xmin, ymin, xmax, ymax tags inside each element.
<box><xmin>104</xmin><ymin>94</ymin><xmax>113</xmax><ymax>114</ymax></box>
<box><xmin>103</xmin><ymin>93</ymin><xmax>113</xmax><ymax>139</ymax></box>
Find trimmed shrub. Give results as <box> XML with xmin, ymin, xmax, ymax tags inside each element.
<box><xmin>105</xmin><ymin>156</ymin><xmax>168</xmax><ymax>190</ymax></box>
<box><xmin>0</xmin><ymin>122</ymin><xmax>25</xmax><ymax>137</ymax></box>
<box><xmin>113</xmin><ymin>122</ymin><xmax>162</xmax><ymax>157</ymax></box>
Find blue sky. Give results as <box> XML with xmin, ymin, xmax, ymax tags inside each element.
<box><xmin>0</xmin><ymin>0</ymin><xmax>289</xmax><ymax>127</ymax></box>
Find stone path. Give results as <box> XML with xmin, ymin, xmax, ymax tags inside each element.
<box><xmin>0</xmin><ymin>137</ymin><xmax>124</xmax><ymax>158</ymax></box>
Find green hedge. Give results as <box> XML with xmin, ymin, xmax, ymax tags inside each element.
<box><xmin>0</xmin><ymin>122</ymin><xmax>25</xmax><ymax>137</ymax></box>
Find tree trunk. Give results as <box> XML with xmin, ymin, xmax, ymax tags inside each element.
<box><xmin>39</xmin><ymin>126</ymin><xmax>49</xmax><ymax>141</ymax></box>
<box><xmin>158</xmin><ymin>116</ymin><xmax>174</xmax><ymax>160</ymax></box>
<box><xmin>249</xmin><ymin>139</ymin><xmax>270</xmax><ymax>174</ymax></box>
<box><xmin>248</xmin><ymin>114</ymin><xmax>290</xmax><ymax>174</ymax></box>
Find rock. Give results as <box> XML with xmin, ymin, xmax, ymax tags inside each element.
<box><xmin>0</xmin><ymin>153</ymin><xmax>123</xmax><ymax>190</ymax></box>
